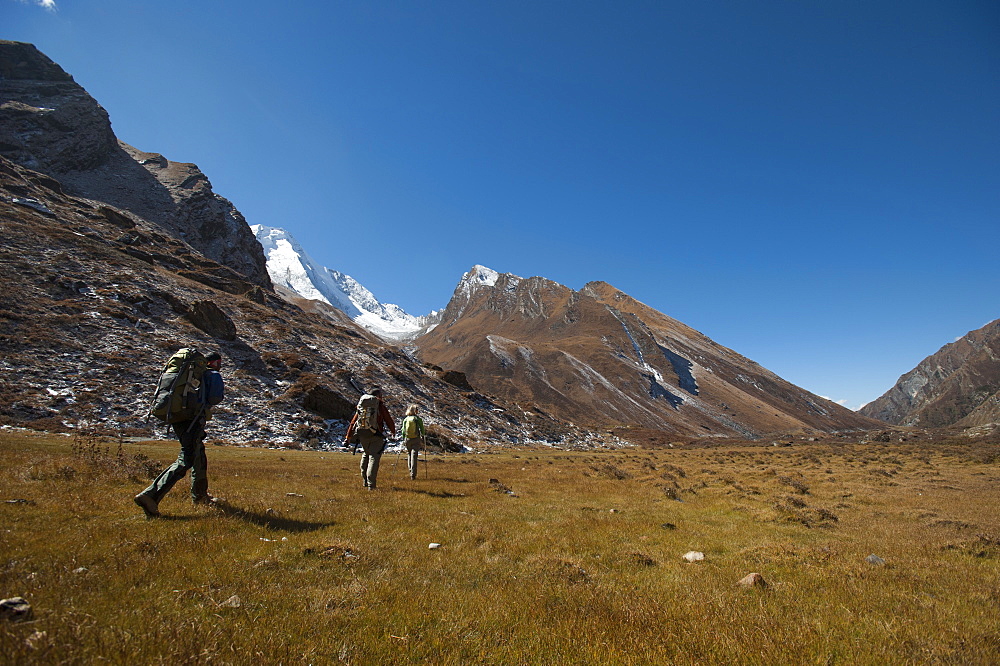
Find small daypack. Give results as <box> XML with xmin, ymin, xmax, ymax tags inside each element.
<box><xmin>355</xmin><ymin>394</ymin><xmax>380</xmax><ymax>434</ymax></box>
<box><xmin>149</xmin><ymin>348</ymin><xmax>208</xmax><ymax>424</ymax></box>
<box><xmin>404</xmin><ymin>416</ymin><xmax>421</xmax><ymax>439</ymax></box>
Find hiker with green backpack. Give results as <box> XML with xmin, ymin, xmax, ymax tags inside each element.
<box><xmin>344</xmin><ymin>387</ymin><xmax>396</xmax><ymax>490</ymax></box>
<box><xmin>401</xmin><ymin>404</ymin><xmax>426</xmax><ymax>480</ymax></box>
<box><xmin>134</xmin><ymin>349</ymin><xmax>225</xmax><ymax>518</ymax></box>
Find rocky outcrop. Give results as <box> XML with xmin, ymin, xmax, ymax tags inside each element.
<box><xmin>861</xmin><ymin>319</ymin><xmax>1000</xmax><ymax>427</ymax></box>
<box><xmin>0</xmin><ymin>41</ymin><xmax>271</xmax><ymax>289</ymax></box>
<box><xmin>186</xmin><ymin>300</ymin><xmax>238</xmax><ymax>341</ymax></box>
<box><xmin>0</xmin><ymin>42</ymin><xmax>117</xmax><ymax>173</ymax></box>
<box><xmin>415</xmin><ymin>266</ymin><xmax>880</xmax><ymax>437</ymax></box>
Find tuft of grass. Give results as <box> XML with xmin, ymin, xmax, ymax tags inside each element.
<box><xmin>1</xmin><ymin>430</ymin><xmax>999</xmax><ymax>663</ymax></box>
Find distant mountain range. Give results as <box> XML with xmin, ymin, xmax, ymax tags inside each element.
<box><xmin>249</xmin><ymin>236</ymin><xmax>877</xmax><ymax>437</ymax></box>
<box><xmin>1</xmin><ymin>40</ymin><xmax>995</xmax><ymax>444</ymax></box>
<box><xmin>254</xmin><ymin>224</ymin><xmax>1000</xmax><ymax>436</ymax></box>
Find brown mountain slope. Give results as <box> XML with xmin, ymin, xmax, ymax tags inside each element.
<box><xmin>860</xmin><ymin>319</ymin><xmax>1000</xmax><ymax>428</ymax></box>
<box><xmin>415</xmin><ymin>266</ymin><xmax>879</xmax><ymax>438</ymax></box>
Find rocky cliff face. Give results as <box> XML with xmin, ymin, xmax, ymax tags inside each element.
<box><xmin>0</xmin><ymin>41</ymin><xmax>271</xmax><ymax>289</ymax></box>
<box><xmin>415</xmin><ymin>266</ymin><xmax>880</xmax><ymax>438</ymax></box>
<box><xmin>860</xmin><ymin>320</ymin><xmax>1000</xmax><ymax>427</ymax></box>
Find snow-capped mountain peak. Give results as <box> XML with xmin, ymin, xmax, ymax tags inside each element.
<box><xmin>251</xmin><ymin>224</ymin><xmax>435</xmax><ymax>341</ymax></box>
<box><xmin>458</xmin><ymin>265</ymin><xmax>510</xmax><ymax>295</ymax></box>
<box><xmin>468</xmin><ymin>264</ymin><xmax>501</xmax><ymax>287</ymax></box>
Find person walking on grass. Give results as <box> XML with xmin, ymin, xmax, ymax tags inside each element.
<box><xmin>134</xmin><ymin>352</ymin><xmax>225</xmax><ymax>518</ymax></box>
<box><xmin>344</xmin><ymin>387</ymin><xmax>396</xmax><ymax>490</ymax></box>
<box><xmin>401</xmin><ymin>404</ymin><xmax>426</xmax><ymax>480</ymax></box>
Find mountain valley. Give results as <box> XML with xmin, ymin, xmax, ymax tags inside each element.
<box><xmin>2</xmin><ymin>40</ymin><xmax>997</xmax><ymax>448</ymax></box>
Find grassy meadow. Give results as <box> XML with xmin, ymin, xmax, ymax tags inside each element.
<box><xmin>1</xmin><ymin>429</ymin><xmax>998</xmax><ymax>664</ymax></box>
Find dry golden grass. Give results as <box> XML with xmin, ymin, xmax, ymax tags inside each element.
<box><xmin>1</xmin><ymin>430</ymin><xmax>998</xmax><ymax>664</ymax></box>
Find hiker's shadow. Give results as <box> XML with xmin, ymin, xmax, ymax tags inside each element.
<box><xmin>391</xmin><ymin>486</ymin><xmax>466</xmax><ymax>499</ymax></box>
<box><xmin>213</xmin><ymin>501</ymin><xmax>334</xmax><ymax>533</ymax></box>
<box><xmin>157</xmin><ymin>515</ymin><xmax>203</xmax><ymax>522</ymax></box>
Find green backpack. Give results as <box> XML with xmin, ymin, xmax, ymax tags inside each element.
<box><xmin>404</xmin><ymin>416</ymin><xmax>422</xmax><ymax>439</ymax></box>
<box><xmin>148</xmin><ymin>348</ymin><xmax>208</xmax><ymax>424</ymax></box>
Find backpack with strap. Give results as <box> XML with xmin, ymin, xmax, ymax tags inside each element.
<box><xmin>404</xmin><ymin>416</ymin><xmax>422</xmax><ymax>439</ymax></box>
<box><xmin>148</xmin><ymin>348</ymin><xmax>208</xmax><ymax>424</ymax></box>
<box><xmin>355</xmin><ymin>394</ymin><xmax>380</xmax><ymax>434</ymax></box>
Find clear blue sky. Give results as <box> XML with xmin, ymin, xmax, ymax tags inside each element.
<box><xmin>6</xmin><ymin>0</ymin><xmax>999</xmax><ymax>411</ymax></box>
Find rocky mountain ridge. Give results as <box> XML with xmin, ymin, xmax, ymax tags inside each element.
<box><xmin>0</xmin><ymin>40</ymin><xmax>271</xmax><ymax>289</ymax></box>
<box><xmin>860</xmin><ymin>319</ymin><xmax>1000</xmax><ymax>428</ymax></box>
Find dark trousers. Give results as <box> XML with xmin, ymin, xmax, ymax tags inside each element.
<box><xmin>141</xmin><ymin>417</ymin><xmax>209</xmax><ymax>502</ymax></box>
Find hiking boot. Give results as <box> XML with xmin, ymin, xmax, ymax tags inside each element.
<box><xmin>133</xmin><ymin>493</ymin><xmax>159</xmax><ymax>518</ymax></box>
<box><xmin>193</xmin><ymin>493</ymin><xmax>222</xmax><ymax>506</ymax></box>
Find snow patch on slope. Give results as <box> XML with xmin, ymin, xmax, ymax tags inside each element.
<box><xmin>487</xmin><ymin>335</ymin><xmax>517</xmax><ymax>368</ymax></box>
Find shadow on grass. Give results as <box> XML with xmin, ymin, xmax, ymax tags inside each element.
<box><xmin>155</xmin><ymin>514</ymin><xmax>204</xmax><ymax>522</ymax></box>
<box><xmin>390</xmin><ymin>486</ymin><xmax>467</xmax><ymax>499</ymax></box>
<box><xmin>213</xmin><ymin>500</ymin><xmax>335</xmax><ymax>533</ymax></box>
